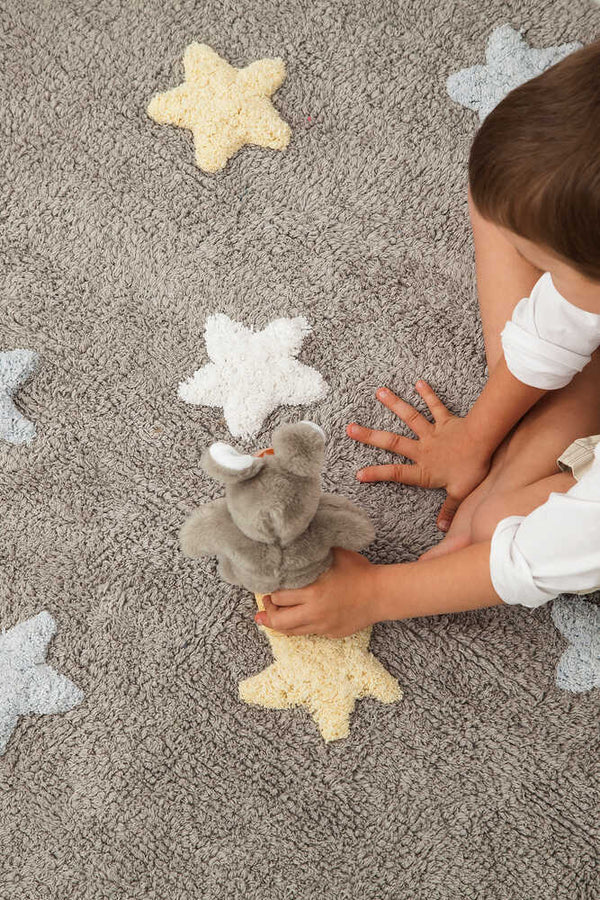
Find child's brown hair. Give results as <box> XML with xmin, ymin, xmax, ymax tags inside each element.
<box><xmin>468</xmin><ymin>38</ymin><xmax>600</xmax><ymax>282</ymax></box>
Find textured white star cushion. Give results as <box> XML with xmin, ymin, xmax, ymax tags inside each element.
<box><xmin>178</xmin><ymin>314</ymin><xmax>329</xmax><ymax>439</ymax></box>
<box><xmin>0</xmin><ymin>611</ymin><xmax>84</xmax><ymax>755</ymax></box>
<box><xmin>447</xmin><ymin>25</ymin><xmax>582</xmax><ymax>121</ymax></box>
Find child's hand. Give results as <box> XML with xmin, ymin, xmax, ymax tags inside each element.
<box><xmin>255</xmin><ymin>549</ymin><xmax>380</xmax><ymax>638</ymax></box>
<box><xmin>347</xmin><ymin>381</ymin><xmax>492</xmax><ymax>531</ymax></box>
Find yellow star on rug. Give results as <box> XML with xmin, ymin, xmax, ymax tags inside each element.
<box><xmin>239</xmin><ymin>595</ymin><xmax>403</xmax><ymax>742</ymax></box>
<box><xmin>147</xmin><ymin>43</ymin><xmax>291</xmax><ymax>173</ymax></box>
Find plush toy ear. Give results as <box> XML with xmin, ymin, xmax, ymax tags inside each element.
<box><xmin>202</xmin><ymin>441</ymin><xmax>265</xmax><ymax>484</ymax></box>
<box><xmin>271</xmin><ymin>421</ymin><xmax>326</xmax><ymax>477</ymax></box>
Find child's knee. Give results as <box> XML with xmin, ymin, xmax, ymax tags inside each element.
<box><xmin>470</xmin><ymin>492</ymin><xmax>515</xmax><ymax>543</ymax></box>
<box><xmin>470</xmin><ymin>471</ymin><xmax>575</xmax><ymax>543</ymax></box>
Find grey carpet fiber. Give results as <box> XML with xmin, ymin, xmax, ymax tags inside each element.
<box><xmin>1</xmin><ymin>1</ymin><xmax>599</xmax><ymax>897</ymax></box>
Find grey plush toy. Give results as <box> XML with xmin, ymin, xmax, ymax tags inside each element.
<box><xmin>180</xmin><ymin>420</ymin><xmax>402</xmax><ymax>743</ymax></box>
<box><xmin>179</xmin><ymin>421</ymin><xmax>375</xmax><ymax>594</ymax></box>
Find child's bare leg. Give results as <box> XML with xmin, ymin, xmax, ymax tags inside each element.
<box><xmin>420</xmin><ymin>350</ymin><xmax>600</xmax><ymax>561</ymax></box>
<box><xmin>468</xmin><ymin>470</ymin><xmax>576</xmax><ymax>544</ymax></box>
<box><xmin>420</xmin><ymin>192</ymin><xmax>600</xmax><ymax>560</ymax></box>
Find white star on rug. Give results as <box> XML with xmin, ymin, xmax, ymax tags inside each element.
<box><xmin>552</xmin><ymin>598</ymin><xmax>600</xmax><ymax>693</ymax></box>
<box><xmin>0</xmin><ymin>349</ymin><xmax>39</xmax><ymax>444</ymax></box>
<box><xmin>0</xmin><ymin>611</ymin><xmax>84</xmax><ymax>755</ymax></box>
<box><xmin>447</xmin><ymin>25</ymin><xmax>582</xmax><ymax>121</ymax></box>
<box><xmin>178</xmin><ymin>314</ymin><xmax>329</xmax><ymax>439</ymax></box>
<box><xmin>147</xmin><ymin>42</ymin><xmax>291</xmax><ymax>172</ymax></box>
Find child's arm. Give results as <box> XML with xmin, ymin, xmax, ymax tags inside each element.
<box><xmin>257</xmin><ymin>545</ymin><xmax>501</xmax><ymax>638</ymax></box>
<box><xmin>374</xmin><ymin>541</ymin><xmax>501</xmax><ymax>620</ymax></box>
<box><xmin>349</xmin><ymin>355</ymin><xmax>545</xmax><ymax>529</ymax></box>
<box><xmin>459</xmin><ymin>355</ymin><xmax>545</xmax><ymax>459</ymax></box>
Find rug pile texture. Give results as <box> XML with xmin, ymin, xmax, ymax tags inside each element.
<box><xmin>1</xmin><ymin>1</ymin><xmax>598</xmax><ymax>897</ymax></box>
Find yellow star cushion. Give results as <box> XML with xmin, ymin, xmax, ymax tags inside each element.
<box><xmin>147</xmin><ymin>43</ymin><xmax>291</xmax><ymax>173</ymax></box>
<box><xmin>239</xmin><ymin>595</ymin><xmax>403</xmax><ymax>742</ymax></box>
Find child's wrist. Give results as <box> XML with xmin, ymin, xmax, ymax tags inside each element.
<box><xmin>463</xmin><ymin>409</ymin><xmax>500</xmax><ymax>456</ymax></box>
<box><xmin>370</xmin><ymin>563</ymin><xmax>403</xmax><ymax>623</ymax></box>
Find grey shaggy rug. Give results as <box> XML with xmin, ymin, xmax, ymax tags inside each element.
<box><xmin>1</xmin><ymin>1</ymin><xmax>599</xmax><ymax>897</ymax></box>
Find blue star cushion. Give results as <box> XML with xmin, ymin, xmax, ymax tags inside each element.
<box><xmin>552</xmin><ymin>598</ymin><xmax>600</xmax><ymax>693</ymax></box>
<box><xmin>0</xmin><ymin>611</ymin><xmax>84</xmax><ymax>755</ymax></box>
<box><xmin>0</xmin><ymin>349</ymin><xmax>39</xmax><ymax>444</ymax></box>
<box><xmin>447</xmin><ymin>25</ymin><xmax>582</xmax><ymax>122</ymax></box>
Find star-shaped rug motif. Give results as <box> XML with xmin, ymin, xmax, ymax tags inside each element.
<box><xmin>552</xmin><ymin>598</ymin><xmax>600</xmax><ymax>693</ymax></box>
<box><xmin>447</xmin><ymin>25</ymin><xmax>582</xmax><ymax>121</ymax></box>
<box><xmin>178</xmin><ymin>314</ymin><xmax>329</xmax><ymax>439</ymax></box>
<box><xmin>147</xmin><ymin>42</ymin><xmax>291</xmax><ymax>172</ymax></box>
<box><xmin>0</xmin><ymin>611</ymin><xmax>84</xmax><ymax>755</ymax></box>
<box><xmin>239</xmin><ymin>595</ymin><xmax>402</xmax><ymax>742</ymax></box>
<box><xmin>0</xmin><ymin>349</ymin><xmax>39</xmax><ymax>444</ymax></box>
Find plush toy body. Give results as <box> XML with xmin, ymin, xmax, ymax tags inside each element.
<box><xmin>180</xmin><ymin>422</ymin><xmax>374</xmax><ymax>593</ymax></box>
<box><xmin>180</xmin><ymin>421</ymin><xmax>402</xmax><ymax>741</ymax></box>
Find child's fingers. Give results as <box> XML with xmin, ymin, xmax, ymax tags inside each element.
<box><xmin>259</xmin><ymin>620</ymin><xmax>321</xmax><ymax>636</ymax></box>
<box><xmin>269</xmin><ymin>623</ymin><xmax>321</xmax><ymax>636</ymax></box>
<box><xmin>268</xmin><ymin>587</ymin><xmax>308</xmax><ymax>607</ymax></box>
<box><xmin>346</xmin><ymin>423</ymin><xmax>417</xmax><ymax>460</ymax></box>
<box><xmin>375</xmin><ymin>387</ymin><xmax>432</xmax><ymax>436</ymax></box>
<box><xmin>356</xmin><ymin>463</ymin><xmax>423</xmax><ymax>485</ymax></box>
<box><xmin>436</xmin><ymin>495</ymin><xmax>461</xmax><ymax>532</ymax></box>
<box><xmin>256</xmin><ymin>596</ymin><xmax>315</xmax><ymax>633</ymax></box>
<box><xmin>414</xmin><ymin>380</ymin><xmax>450</xmax><ymax>422</ymax></box>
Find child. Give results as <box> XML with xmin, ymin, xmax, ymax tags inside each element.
<box><xmin>256</xmin><ymin>39</ymin><xmax>600</xmax><ymax>638</ymax></box>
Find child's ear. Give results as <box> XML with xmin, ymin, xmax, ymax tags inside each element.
<box><xmin>201</xmin><ymin>442</ymin><xmax>265</xmax><ymax>484</ymax></box>
<box><xmin>271</xmin><ymin>421</ymin><xmax>325</xmax><ymax>477</ymax></box>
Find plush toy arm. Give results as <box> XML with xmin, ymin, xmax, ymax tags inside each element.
<box><xmin>179</xmin><ymin>499</ymin><xmax>232</xmax><ymax>558</ymax></box>
<box><xmin>180</xmin><ymin>499</ymin><xmax>280</xmax><ymax>592</ymax></box>
<box><xmin>312</xmin><ymin>494</ymin><xmax>375</xmax><ymax>552</ymax></box>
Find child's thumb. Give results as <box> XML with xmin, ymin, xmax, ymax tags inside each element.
<box><xmin>437</xmin><ymin>497</ymin><xmax>460</xmax><ymax>532</ymax></box>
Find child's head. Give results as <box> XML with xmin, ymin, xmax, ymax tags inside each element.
<box><xmin>468</xmin><ymin>38</ymin><xmax>600</xmax><ymax>287</ymax></box>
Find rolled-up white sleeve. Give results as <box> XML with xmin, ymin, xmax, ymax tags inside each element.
<box><xmin>501</xmin><ymin>272</ymin><xmax>600</xmax><ymax>390</ymax></box>
<box><xmin>490</xmin><ymin>451</ymin><xmax>600</xmax><ymax>607</ymax></box>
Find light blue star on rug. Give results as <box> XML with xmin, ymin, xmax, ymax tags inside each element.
<box><xmin>0</xmin><ymin>349</ymin><xmax>39</xmax><ymax>444</ymax></box>
<box><xmin>551</xmin><ymin>598</ymin><xmax>600</xmax><ymax>693</ymax></box>
<box><xmin>0</xmin><ymin>611</ymin><xmax>84</xmax><ymax>755</ymax></box>
<box><xmin>447</xmin><ymin>25</ymin><xmax>582</xmax><ymax>122</ymax></box>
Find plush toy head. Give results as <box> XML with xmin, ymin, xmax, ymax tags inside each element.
<box><xmin>201</xmin><ymin>421</ymin><xmax>325</xmax><ymax>546</ymax></box>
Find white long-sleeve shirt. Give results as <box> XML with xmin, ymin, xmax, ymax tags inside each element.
<box><xmin>491</xmin><ymin>445</ymin><xmax>600</xmax><ymax>607</ymax></box>
<box><xmin>501</xmin><ymin>272</ymin><xmax>600</xmax><ymax>390</ymax></box>
<box><xmin>489</xmin><ymin>272</ymin><xmax>600</xmax><ymax>608</ymax></box>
